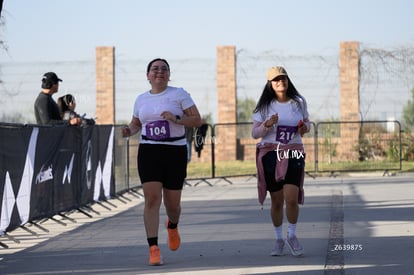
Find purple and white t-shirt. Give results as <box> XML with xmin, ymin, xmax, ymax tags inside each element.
<box><xmin>133</xmin><ymin>86</ymin><xmax>195</xmax><ymax>145</ymax></box>
<box><xmin>253</xmin><ymin>99</ymin><xmax>308</xmax><ymax>145</ymax></box>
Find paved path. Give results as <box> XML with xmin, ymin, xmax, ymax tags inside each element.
<box><xmin>1</xmin><ymin>174</ymin><xmax>413</xmax><ymax>274</ymax></box>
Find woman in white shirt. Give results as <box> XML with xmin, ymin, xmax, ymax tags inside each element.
<box><xmin>122</xmin><ymin>58</ymin><xmax>202</xmax><ymax>266</ymax></box>
<box><xmin>252</xmin><ymin>66</ymin><xmax>310</xmax><ymax>257</ymax></box>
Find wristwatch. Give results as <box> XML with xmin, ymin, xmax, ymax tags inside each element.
<box><xmin>175</xmin><ymin>115</ymin><xmax>181</xmax><ymax>123</ymax></box>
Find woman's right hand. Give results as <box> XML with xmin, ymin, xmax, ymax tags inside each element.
<box><xmin>265</xmin><ymin>113</ymin><xmax>278</xmax><ymax>128</ymax></box>
<box><xmin>122</xmin><ymin>117</ymin><xmax>141</xmax><ymax>137</ymax></box>
<box><xmin>121</xmin><ymin>126</ymin><xmax>131</xmax><ymax>137</ymax></box>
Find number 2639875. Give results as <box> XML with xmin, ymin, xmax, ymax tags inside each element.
<box><xmin>332</xmin><ymin>244</ymin><xmax>363</xmax><ymax>251</ymax></box>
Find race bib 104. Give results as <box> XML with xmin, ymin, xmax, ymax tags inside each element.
<box><xmin>145</xmin><ymin>120</ymin><xmax>171</xmax><ymax>141</ymax></box>
<box><xmin>275</xmin><ymin>125</ymin><xmax>298</xmax><ymax>144</ymax></box>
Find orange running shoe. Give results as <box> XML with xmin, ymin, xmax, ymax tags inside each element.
<box><xmin>166</xmin><ymin>220</ymin><xmax>181</xmax><ymax>251</ymax></box>
<box><xmin>148</xmin><ymin>245</ymin><xmax>162</xmax><ymax>266</ymax></box>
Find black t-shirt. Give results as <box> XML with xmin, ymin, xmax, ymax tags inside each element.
<box><xmin>34</xmin><ymin>92</ymin><xmax>63</xmax><ymax>124</ymax></box>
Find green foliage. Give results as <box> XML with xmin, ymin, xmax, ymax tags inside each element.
<box><xmin>402</xmin><ymin>88</ymin><xmax>414</xmax><ymax>131</ymax></box>
<box><xmin>321</xmin><ymin>137</ymin><xmax>337</xmax><ymax>163</ymax></box>
<box><xmin>356</xmin><ymin>125</ymin><xmax>388</xmax><ymax>161</ymax></box>
<box><xmin>317</xmin><ymin>123</ymin><xmax>339</xmax><ymax>164</ymax></box>
<box><xmin>400</xmin><ymin>89</ymin><xmax>414</xmax><ymax>160</ymax></box>
<box><xmin>236</xmin><ymin>97</ymin><xmax>256</xmax><ymax>138</ymax></box>
<box><xmin>237</xmin><ymin>97</ymin><xmax>256</xmax><ymax>123</ymax></box>
<box><xmin>401</xmin><ymin>131</ymin><xmax>414</xmax><ymax>161</ymax></box>
<box><xmin>356</xmin><ymin>136</ymin><xmax>386</xmax><ymax>161</ymax></box>
<box><xmin>387</xmin><ymin>137</ymin><xmax>401</xmax><ymax>161</ymax></box>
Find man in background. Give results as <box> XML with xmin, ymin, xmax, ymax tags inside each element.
<box><xmin>34</xmin><ymin>72</ymin><xmax>80</xmax><ymax>125</ymax></box>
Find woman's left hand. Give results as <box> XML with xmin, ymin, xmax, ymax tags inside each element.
<box><xmin>160</xmin><ymin>111</ymin><xmax>176</xmax><ymax>122</ymax></box>
<box><xmin>298</xmin><ymin>120</ymin><xmax>307</xmax><ymax>137</ymax></box>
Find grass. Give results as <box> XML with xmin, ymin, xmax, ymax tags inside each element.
<box><xmin>186</xmin><ymin>160</ymin><xmax>414</xmax><ymax>179</ymax></box>
<box><xmin>187</xmin><ymin>160</ymin><xmax>257</xmax><ymax>179</ymax></box>
<box><xmin>115</xmin><ymin>160</ymin><xmax>414</xmax><ymax>183</ymax></box>
<box><xmin>402</xmin><ymin>161</ymin><xmax>414</xmax><ymax>172</ymax></box>
<box><xmin>316</xmin><ymin>160</ymin><xmax>401</xmax><ymax>172</ymax></box>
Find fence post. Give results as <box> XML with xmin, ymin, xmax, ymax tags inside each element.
<box><xmin>211</xmin><ymin>125</ymin><xmax>216</xmax><ymax>178</ymax></box>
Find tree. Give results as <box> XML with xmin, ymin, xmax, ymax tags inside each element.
<box><xmin>402</xmin><ymin>88</ymin><xmax>414</xmax><ymax>131</ymax></box>
<box><xmin>401</xmin><ymin>88</ymin><xmax>414</xmax><ymax>161</ymax></box>
<box><xmin>359</xmin><ymin>47</ymin><xmax>414</xmax><ymax>121</ymax></box>
<box><xmin>237</xmin><ymin>97</ymin><xmax>256</xmax><ymax>123</ymax></box>
<box><xmin>1</xmin><ymin>0</ymin><xmax>4</xmax><ymax>80</ymax></box>
<box><xmin>236</xmin><ymin>97</ymin><xmax>256</xmax><ymax>138</ymax></box>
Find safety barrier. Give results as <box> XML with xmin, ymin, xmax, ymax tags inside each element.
<box><xmin>0</xmin><ymin>120</ymin><xmax>403</xmax><ymax>246</ymax></box>
<box><xmin>119</xmin><ymin>120</ymin><xmax>403</xmax><ymax>185</ymax></box>
<box><xmin>0</xmin><ymin>124</ymin><xmax>116</xmax><ymax>245</ymax></box>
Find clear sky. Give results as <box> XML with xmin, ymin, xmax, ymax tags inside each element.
<box><xmin>1</xmin><ymin>0</ymin><xmax>414</xmax><ymax>124</ymax></box>
<box><xmin>1</xmin><ymin>0</ymin><xmax>414</xmax><ymax>62</ymax></box>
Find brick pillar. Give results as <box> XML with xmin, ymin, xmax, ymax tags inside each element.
<box><xmin>96</xmin><ymin>46</ymin><xmax>115</xmax><ymax>124</ymax></box>
<box><xmin>339</xmin><ymin>41</ymin><xmax>360</xmax><ymax>159</ymax></box>
<box><xmin>340</xmin><ymin>41</ymin><xmax>360</xmax><ymax>121</ymax></box>
<box><xmin>216</xmin><ymin>46</ymin><xmax>237</xmax><ymax>161</ymax></box>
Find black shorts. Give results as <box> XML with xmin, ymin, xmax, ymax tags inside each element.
<box><xmin>138</xmin><ymin>143</ymin><xmax>187</xmax><ymax>190</ymax></box>
<box><xmin>262</xmin><ymin>150</ymin><xmax>305</xmax><ymax>193</ymax></box>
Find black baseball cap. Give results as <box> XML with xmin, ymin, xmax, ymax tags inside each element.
<box><xmin>42</xmin><ymin>72</ymin><xmax>62</xmax><ymax>84</ymax></box>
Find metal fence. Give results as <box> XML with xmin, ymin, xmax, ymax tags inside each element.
<box><xmin>315</xmin><ymin>121</ymin><xmax>402</xmax><ymax>173</ymax></box>
<box><xmin>2</xmin><ymin>45</ymin><xmax>413</xmax><ymax>126</ymax></box>
<box><xmin>114</xmin><ymin>120</ymin><xmax>403</xmax><ymax>186</ymax></box>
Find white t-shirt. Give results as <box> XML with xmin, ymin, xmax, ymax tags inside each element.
<box><xmin>133</xmin><ymin>86</ymin><xmax>195</xmax><ymax>145</ymax></box>
<box><xmin>253</xmin><ymin>98</ymin><xmax>308</xmax><ymax>145</ymax></box>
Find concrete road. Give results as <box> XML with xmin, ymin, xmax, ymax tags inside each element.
<box><xmin>1</xmin><ymin>174</ymin><xmax>413</xmax><ymax>274</ymax></box>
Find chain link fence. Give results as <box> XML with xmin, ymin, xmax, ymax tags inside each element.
<box><xmin>1</xmin><ymin>44</ymin><xmax>413</xmax><ymax>126</ymax></box>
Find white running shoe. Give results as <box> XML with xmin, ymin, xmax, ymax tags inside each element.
<box><xmin>286</xmin><ymin>235</ymin><xmax>304</xmax><ymax>256</ymax></box>
<box><xmin>270</xmin><ymin>239</ymin><xmax>285</xmax><ymax>256</ymax></box>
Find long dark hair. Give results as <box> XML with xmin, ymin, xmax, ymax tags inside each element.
<box><xmin>253</xmin><ymin>77</ymin><xmax>306</xmax><ymax>119</ymax></box>
<box><xmin>57</xmin><ymin>94</ymin><xmax>75</xmax><ymax>116</ymax></box>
